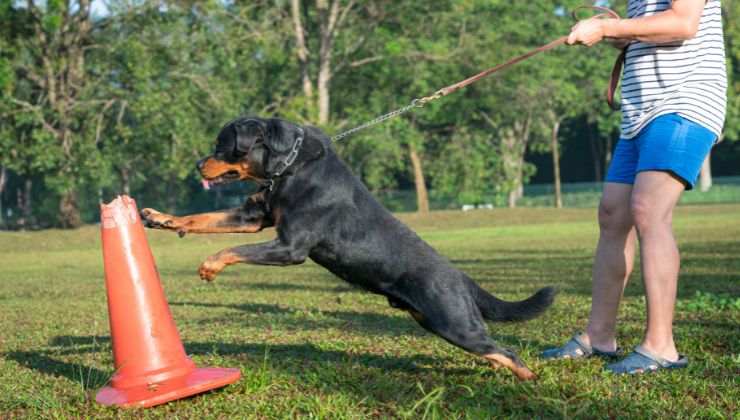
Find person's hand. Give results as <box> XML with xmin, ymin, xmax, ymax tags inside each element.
<box><xmin>567</xmin><ymin>18</ymin><xmax>607</xmax><ymax>46</ymax></box>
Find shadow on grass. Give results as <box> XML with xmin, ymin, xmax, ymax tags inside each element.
<box><xmin>5</xmin><ymin>350</ymin><xmax>111</xmax><ymax>390</ymax></box>
<box><xmin>171</xmin><ymin>300</ymin><xmax>294</xmax><ymax>315</ymax></box>
<box><xmin>10</xmin><ymin>336</ymin><xmax>674</xmax><ymax>417</ymax></box>
<box><xmin>38</xmin><ymin>335</ymin><xmax>472</xmax><ymax>375</ymax></box>
<box><xmin>226</xmin><ymin>281</ymin><xmax>359</xmax><ymax>293</ymax></box>
<box><xmin>39</xmin><ymin>329</ymin><xmax>544</xmax><ymax>377</ymax></box>
<box><xmin>168</xmin><ymin>300</ymin><xmax>549</xmax><ymax>350</ymax></box>
<box><xmin>169</xmin><ymin>300</ymin><xmax>428</xmax><ymax>337</ymax></box>
<box><xmin>453</xmin><ymin>240</ymin><xmax>740</xmax><ymax>300</ymax></box>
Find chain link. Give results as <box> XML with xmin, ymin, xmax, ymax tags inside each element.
<box><xmin>268</xmin><ymin>128</ymin><xmax>305</xmax><ymax>191</ymax></box>
<box><xmin>331</xmin><ymin>98</ymin><xmax>426</xmax><ymax>142</ymax></box>
<box><xmin>282</xmin><ymin>130</ymin><xmax>304</xmax><ymax>169</ymax></box>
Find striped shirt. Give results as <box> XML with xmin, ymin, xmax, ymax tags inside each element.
<box><xmin>620</xmin><ymin>0</ymin><xmax>727</xmax><ymax>139</ymax></box>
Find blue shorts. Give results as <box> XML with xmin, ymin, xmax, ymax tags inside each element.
<box><xmin>606</xmin><ymin>113</ymin><xmax>716</xmax><ymax>190</ymax></box>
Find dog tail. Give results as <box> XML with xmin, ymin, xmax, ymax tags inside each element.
<box><xmin>471</xmin><ymin>282</ymin><xmax>557</xmax><ymax>322</ymax></box>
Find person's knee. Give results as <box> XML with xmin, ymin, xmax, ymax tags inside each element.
<box><xmin>598</xmin><ymin>198</ymin><xmax>632</xmax><ymax>235</ymax></box>
<box><xmin>630</xmin><ymin>195</ymin><xmax>670</xmax><ymax>234</ymax></box>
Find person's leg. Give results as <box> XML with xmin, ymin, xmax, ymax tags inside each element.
<box><xmin>629</xmin><ymin>170</ymin><xmax>685</xmax><ymax>361</ymax></box>
<box><xmin>541</xmin><ymin>137</ymin><xmax>640</xmax><ymax>360</ymax></box>
<box><xmin>580</xmin><ymin>182</ymin><xmax>637</xmax><ymax>352</ymax></box>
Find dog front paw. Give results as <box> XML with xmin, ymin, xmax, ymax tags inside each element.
<box><xmin>198</xmin><ymin>259</ymin><xmax>225</xmax><ymax>282</ymax></box>
<box><xmin>141</xmin><ymin>208</ymin><xmax>180</xmax><ymax>231</ymax></box>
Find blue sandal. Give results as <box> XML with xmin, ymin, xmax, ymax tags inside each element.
<box><xmin>541</xmin><ymin>333</ymin><xmax>620</xmax><ymax>360</ymax></box>
<box><xmin>606</xmin><ymin>345</ymin><xmax>688</xmax><ymax>374</ymax></box>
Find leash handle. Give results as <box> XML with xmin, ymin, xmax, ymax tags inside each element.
<box><xmin>572</xmin><ymin>5</ymin><xmax>624</xmax><ymax>111</ymax></box>
<box><xmin>571</xmin><ymin>5</ymin><xmax>620</xmax><ymax>21</ymax></box>
<box><xmin>607</xmin><ymin>49</ymin><xmax>626</xmax><ymax>111</ymax></box>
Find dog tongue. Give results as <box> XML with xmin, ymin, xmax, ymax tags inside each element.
<box><xmin>201</xmin><ymin>179</ymin><xmax>211</xmax><ymax>190</ymax></box>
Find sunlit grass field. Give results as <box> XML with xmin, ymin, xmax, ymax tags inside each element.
<box><xmin>1</xmin><ymin>205</ymin><xmax>738</xmax><ymax>418</ymax></box>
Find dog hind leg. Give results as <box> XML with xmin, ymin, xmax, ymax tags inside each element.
<box><xmin>403</xmin><ymin>289</ymin><xmax>537</xmax><ymax>381</ymax></box>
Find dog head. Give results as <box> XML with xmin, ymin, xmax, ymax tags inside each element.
<box><xmin>197</xmin><ymin>117</ymin><xmax>323</xmax><ymax>187</ymax></box>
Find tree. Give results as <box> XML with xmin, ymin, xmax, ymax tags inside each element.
<box><xmin>289</xmin><ymin>0</ymin><xmax>391</xmax><ymax>125</ymax></box>
<box><xmin>3</xmin><ymin>0</ymin><xmax>114</xmax><ymax>227</ymax></box>
<box><xmin>467</xmin><ymin>1</ymin><xmax>576</xmax><ymax>207</ymax></box>
<box><xmin>721</xmin><ymin>0</ymin><xmax>739</xmax><ymax>145</ymax></box>
<box><xmin>310</xmin><ymin>0</ymin><xmax>461</xmax><ymax>212</ymax></box>
<box><xmin>90</xmin><ymin>1</ymin><xmax>293</xmax><ymax>212</ymax></box>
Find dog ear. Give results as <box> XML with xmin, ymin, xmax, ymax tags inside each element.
<box><xmin>234</xmin><ymin>119</ymin><xmax>266</xmax><ymax>154</ymax></box>
<box><xmin>214</xmin><ymin>120</ymin><xmax>237</xmax><ymax>157</ymax></box>
<box><xmin>300</xmin><ymin>126</ymin><xmax>328</xmax><ymax>162</ymax></box>
<box><xmin>262</xmin><ymin>119</ymin><xmax>296</xmax><ymax>154</ymax></box>
<box><xmin>260</xmin><ymin>119</ymin><xmax>299</xmax><ymax>175</ymax></box>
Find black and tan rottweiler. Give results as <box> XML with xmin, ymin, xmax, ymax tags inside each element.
<box><xmin>141</xmin><ymin>117</ymin><xmax>556</xmax><ymax>380</ymax></box>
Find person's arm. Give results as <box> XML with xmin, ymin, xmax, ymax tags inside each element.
<box><xmin>568</xmin><ymin>0</ymin><xmax>706</xmax><ymax>47</ymax></box>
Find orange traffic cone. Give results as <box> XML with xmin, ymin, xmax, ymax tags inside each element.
<box><xmin>96</xmin><ymin>195</ymin><xmax>240</xmax><ymax>408</ymax></box>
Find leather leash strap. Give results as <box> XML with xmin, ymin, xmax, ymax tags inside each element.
<box><xmin>417</xmin><ymin>36</ymin><xmax>569</xmax><ymax>105</ymax></box>
<box><xmin>331</xmin><ymin>6</ymin><xmax>624</xmax><ymax>142</ymax></box>
<box><xmin>607</xmin><ymin>49</ymin><xmax>626</xmax><ymax>110</ymax></box>
<box><xmin>418</xmin><ymin>6</ymin><xmax>623</xmax><ymax>110</ymax></box>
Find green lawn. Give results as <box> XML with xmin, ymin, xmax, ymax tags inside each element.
<box><xmin>1</xmin><ymin>205</ymin><xmax>738</xmax><ymax>418</ymax></box>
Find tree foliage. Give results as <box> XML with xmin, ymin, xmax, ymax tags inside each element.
<box><xmin>0</xmin><ymin>0</ymin><xmax>737</xmax><ymax>227</ymax></box>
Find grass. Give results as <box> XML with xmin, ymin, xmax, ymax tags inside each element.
<box><xmin>0</xmin><ymin>204</ymin><xmax>738</xmax><ymax>418</ymax></box>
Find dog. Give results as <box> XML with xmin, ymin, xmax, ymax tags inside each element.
<box><xmin>140</xmin><ymin>117</ymin><xmax>556</xmax><ymax>380</ymax></box>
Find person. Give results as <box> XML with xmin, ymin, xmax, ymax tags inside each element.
<box><xmin>541</xmin><ymin>0</ymin><xmax>727</xmax><ymax>374</ymax></box>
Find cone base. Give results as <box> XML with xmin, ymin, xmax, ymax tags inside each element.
<box><xmin>96</xmin><ymin>367</ymin><xmax>241</xmax><ymax>408</ymax></box>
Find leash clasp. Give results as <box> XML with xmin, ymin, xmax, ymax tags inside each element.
<box><xmin>416</xmin><ymin>90</ymin><xmax>445</xmax><ymax>107</ymax></box>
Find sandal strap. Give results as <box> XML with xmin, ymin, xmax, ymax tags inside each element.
<box><xmin>608</xmin><ymin>351</ymin><xmax>661</xmax><ymax>373</ymax></box>
<box><xmin>633</xmin><ymin>345</ymin><xmax>685</xmax><ymax>368</ymax></box>
<box><xmin>569</xmin><ymin>333</ymin><xmax>593</xmax><ymax>356</ymax></box>
<box><xmin>607</xmin><ymin>346</ymin><xmax>688</xmax><ymax>374</ymax></box>
<box><xmin>541</xmin><ymin>332</ymin><xmax>620</xmax><ymax>360</ymax></box>
<box><xmin>572</xmin><ymin>333</ymin><xmax>620</xmax><ymax>357</ymax></box>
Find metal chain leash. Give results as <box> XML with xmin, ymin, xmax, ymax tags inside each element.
<box><xmin>330</xmin><ymin>98</ymin><xmax>432</xmax><ymax>142</ymax></box>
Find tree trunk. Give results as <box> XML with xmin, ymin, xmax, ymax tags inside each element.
<box><xmin>699</xmin><ymin>153</ymin><xmax>712</xmax><ymax>192</ymax></box>
<box><xmin>317</xmin><ymin>0</ymin><xmax>340</xmax><ymax>125</ymax></box>
<box><xmin>291</xmin><ymin>0</ymin><xmax>313</xmax><ymax>99</ymax></box>
<box><xmin>18</xmin><ymin>178</ymin><xmax>33</xmax><ymax>229</ymax></box>
<box><xmin>167</xmin><ymin>178</ymin><xmax>179</xmax><ymax>214</ymax></box>
<box><xmin>0</xmin><ymin>166</ymin><xmax>6</xmax><ymax>227</ymax></box>
<box><xmin>551</xmin><ymin>119</ymin><xmax>563</xmax><ymax>208</ymax></box>
<box><xmin>409</xmin><ymin>145</ymin><xmax>429</xmax><ymax>213</ymax></box>
<box><xmin>508</xmin><ymin>184</ymin><xmax>523</xmax><ymax>208</ymax></box>
<box><xmin>24</xmin><ymin>178</ymin><xmax>33</xmax><ymax>226</ymax></box>
<box><xmin>605</xmin><ymin>135</ymin><xmax>614</xmax><ymax>169</ymax></box>
<box><xmin>120</xmin><ymin>167</ymin><xmax>131</xmax><ymax>196</ymax></box>
<box><xmin>500</xmin><ymin>118</ymin><xmax>530</xmax><ymax>208</ymax></box>
<box><xmin>317</xmin><ymin>61</ymin><xmax>331</xmax><ymax>125</ymax></box>
<box><xmin>587</xmin><ymin>128</ymin><xmax>603</xmax><ymax>182</ymax></box>
<box><xmin>59</xmin><ymin>189</ymin><xmax>82</xmax><ymax>228</ymax></box>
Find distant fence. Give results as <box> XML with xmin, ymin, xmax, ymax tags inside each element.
<box><xmin>373</xmin><ymin>176</ymin><xmax>740</xmax><ymax>212</ymax></box>
<box><xmin>1</xmin><ymin>176</ymin><xmax>739</xmax><ymax>229</ymax></box>
<box><xmin>100</xmin><ymin>175</ymin><xmax>740</xmax><ymax>214</ymax></box>
<box><xmin>520</xmin><ymin>176</ymin><xmax>740</xmax><ymax>208</ymax></box>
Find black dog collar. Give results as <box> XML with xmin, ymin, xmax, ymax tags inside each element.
<box><xmin>265</xmin><ymin>127</ymin><xmax>304</xmax><ymax>191</ymax></box>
